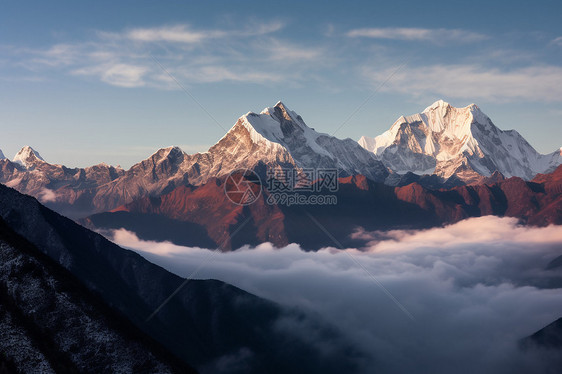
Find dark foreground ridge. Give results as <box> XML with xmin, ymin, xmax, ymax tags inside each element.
<box><xmin>0</xmin><ymin>217</ymin><xmax>196</xmax><ymax>373</ymax></box>
<box><xmin>521</xmin><ymin>317</ymin><xmax>562</xmax><ymax>354</ymax></box>
<box><xmin>0</xmin><ymin>183</ymin><xmax>361</xmax><ymax>373</ymax></box>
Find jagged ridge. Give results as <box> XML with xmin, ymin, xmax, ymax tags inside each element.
<box><xmin>359</xmin><ymin>100</ymin><xmax>562</xmax><ymax>182</ymax></box>
<box><xmin>1</xmin><ymin>102</ymin><xmax>388</xmax><ymax>217</ymax></box>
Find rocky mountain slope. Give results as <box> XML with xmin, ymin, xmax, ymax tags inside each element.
<box><xmin>85</xmin><ymin>165</ymin><xmax>562</xmax><ymax>250</ymax></box>
<box><xmin>0</xmin><ymin>217</ymin><xmax>195</xmax><ymax>373</ymax></box>
<box><xmin>0</xmin><ymin>102</ymin><xmax>388</xmax><ymax>218</ymax></box>
<box><xmin>0</xmin><ymin>146</ymin><xmax>125</xmax><ymax>218</ymax></box>
<box><xmin>0</xmin><ymin>183</ymin><xmax>359</xmax><ymax>373</ymax></box>
<box><xmin>359</xmin><ymin>100</ymin><xmax>562</xmax><ymax>183</ymax></box>
<box><xmin>85</xmin><ymin>173</ymin><xmax>433</xmax><ymax>250</ymax></box>
<box><xmin>2</xmin><ymin>100</ymin><xmax>560</xmax><ymax>220</ymax></box>
<box><xmin>88</xmin><ymin>102</ymin><xmax>388</xmax><ymax>215</ymax></box>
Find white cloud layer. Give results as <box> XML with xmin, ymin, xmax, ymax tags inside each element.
<box><xmin>347</xmin><ymin>27</ymin><xmax>487</xmax><ymax>43</ymax></box>
<box><xmin>109</xmin><ymin>216</ymin><xmax>562</xmax><ymax>373</ymax></box>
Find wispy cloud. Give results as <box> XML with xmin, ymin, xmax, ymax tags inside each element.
<box><xmin>347</xmin><ymin>27</ymin><xmax>487</xmax><ymax>43</ymax></box>
<box><xmin>72</xmin><ymin>63</ymin><xmax>149</xmax><ymax>87</ymax></box>
<box><xmin>28</xmin><ymin>44</ymin><xmax>81</xmax><ymax>67</ymax></box>
<box><xmin>258</xmin><ymin>39</ymin><xmax>325</xmax><ymax>62</ymax></box>
<box><xmin>12</xmin><ymin>21</ymin><xmax>328</xmax><ymax>88</ymax></box>
<box><xmin>363</xmin><ymin>63</ymin><xmax>562</xmax><ymax>102</ymax></box>
<box><xmin>38</xmin><ymin>187</ymin><xmax>57</xmax><ymax>203</ymax></box>
<box><xmin>105</xmin><ymin>21</ymin><xmax>285</xmax><ymax>44</ymax></box>
<box><xmin>8</xmin><ymin>21</ymin><xmax>557</xmax><ymax>105</ymax></box>
<box><xmin>126</xmin><ymin>25</ymin><xmax>226</xmax><ymax>44</ymax></box>
<box><xmin>175</xmin><ymin>65</ymin><xmax>284</xmax><ymax>84</ymax></box>
<box><xmin>551</xmin><ymin>36</ymin><xmax>562</xmax><ymax>46</ymax></box>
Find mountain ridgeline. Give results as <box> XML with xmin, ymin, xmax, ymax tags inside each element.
<box><xmin>0</xmin><ymin>216</ymin><xmax>196</xmax><ymax>373</ymax></box>
<box><xmin>0</xmin><ymin>100</ymin><xmax>561</xmax><ymax>250</ymax></box>
<box><xmin>0</xmin><ymin>101</ymin><xmax>388</xmax><ymax>218</ymax></box>
<box><xmin>3</xmin><ymin>100</ymin><xmax>559</xmax><ymax>220</ymax></box>
<box><xmin>84</xmin><ymin>166</ymin><xmax>562</xmax><ymax>250</ymax></box>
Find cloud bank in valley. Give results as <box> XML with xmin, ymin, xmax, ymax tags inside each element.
<box><xmin>110</xmin><ymin>216</ymin><xmax>562</xmax><ymax>373</ymax></box>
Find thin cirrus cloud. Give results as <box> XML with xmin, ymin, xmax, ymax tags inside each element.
<box><xmin>177</xmin><ymin>65</ymin><xmax>283</xmax><ymax>84</ymax></box>
<box><xmin>27</xmin><ymin>44</ymin><xmax>81</xmax><ymax>67</ymax></box>
<box><xmin>122</xmin><ymin>21</ymin><xmax>285</xmax><ymax>44</ymax></box>
<box><xmin>257</xmin><ymin>38</ymin><xmax>325</xmax><ymax>62</ymax></box>
<box><xmin>10</xmin><ymin>22</ymin><xmax>559</xmax><ymax>105</ymax></box>
<box><xmin>551</xmin><ymin>36</ymin><xmax>562</xmax><ymax>46</ymax></box>
<box><xmin>17</xmin><ymin>21</ymin><xmax>324</xmax><ymax>88</ymax></box>
<box><xmin>109</xmin><ymin>216</ymin><xmax>562</xmax><ymax>373</ymax></box>
<box><xmin>346</xmin><ymin>27</ymin><xmax>488</xmax><ymax>43</ymax></box>
<box><xmin>72</xmin><ymin>62</ymin><xmax>149</xmax><ymax>88</ymax></box>
<box><xmin>126</xmin><ymin>25</ymin><xmax>226</xmax><ymax>43</ymax></box>
<box><xmin>363</xmin><ymin>63</ymin><xmax>562</xmax><ymax>102</ymax></box>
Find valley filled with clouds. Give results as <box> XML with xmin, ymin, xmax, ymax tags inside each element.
<box><xmin>111</xmin><ymin>216</ymin><xmax>562</xmax><ymax>373</ymax></box>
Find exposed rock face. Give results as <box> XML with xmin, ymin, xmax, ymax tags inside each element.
<box><xmin>86</xmin><ymin>166</ymin><xmax>562</xmax><ymax>250</ymax></box>
<box><xmin>1</xmin><ymin>100</ymin><xmax>560</xmax><ymax>220</ymax></box>
<box><xmin>1</xmin><ymin>102</ymin><xmax>388</xmax><ymax>217</ymax></box>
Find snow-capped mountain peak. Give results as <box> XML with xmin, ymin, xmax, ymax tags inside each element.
<box><xmin>200</xmin><ymin>101</ymin><xmax>389</xmax><ymax>183</ymax></box>
<box><xmin>151</xmin><ymin>146</ymin><xmax>186</xmax><ymax>161</ymax></box>
<box><xmin>262</xmin><ymin>101</ymin><xmax>305</xmax><ymax>126</ymax></box>
<box><xmin>13</xmin><ymin>146</ymin><xmax>45</xmax><ymax>168</ymax></box>
<box><xmin>359</xmin><ymin>100</ymin><xmax>562</xmax><ymax>181</ymax></box>
<box><xmin>0</xmin><ymin>149</ymin><xmax>5</xmax><ymax>159</ymax></box>
<box><xmin>234</xmin><ymin>101</ymin><xmax>311</xmax><ymax>147</ymax></box>
<box><xmin>422</xmin><ymin>99</ymin><xmax>450</xmax><ymax>112</ymax></box>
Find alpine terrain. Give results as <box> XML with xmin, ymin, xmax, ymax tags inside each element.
<box><xmin>0</xmin><ymin>102</ymin><xmax>388</xmax><ymax>217</ymax></box>
<box><xmin>359</xmin><ymin>100</ymin><xmax>562</xmax><ymax>183</ymax></box>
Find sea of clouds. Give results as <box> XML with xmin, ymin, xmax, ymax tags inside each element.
<box><xmin>110</xmin><ymin>216</ymin><xmax>562</xmax><ymax>373</ymax></box>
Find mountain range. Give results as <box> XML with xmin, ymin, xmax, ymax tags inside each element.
<box><xmin>5</xmin><ymin>100</ymin><xmax>560</xmax><ymax>219</ymax></box>
<box><xmin>82</xmin><ymin>165</ymin><xmax>562</xmax><ymax>250</ymax></box>
<box><xmin>359</xmin><ymin>100</ymin><xmax>562</xmax><ymax>183</ymax></box>
<box><xmin>1</xmin><ymin>101</ymin><xmax>561</xmax><ymax>248</ymax></box>
<box><xmin>0</xmin><ymin>102</ymin><xmax>389</xmax><ymax>218</ymax></box>
<box><xmin>1</xmin><ymin>100</ymin><xmax>561</xmax><ymax>371</ymax></box>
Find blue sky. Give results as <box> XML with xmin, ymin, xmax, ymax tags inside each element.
<box><xmin>1</xmin><ymin>0</ymin><xmax>561</xmax><ymax>168</ymax></box>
